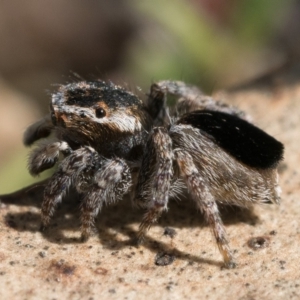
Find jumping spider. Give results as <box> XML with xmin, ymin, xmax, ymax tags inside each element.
<box><xmin>23</xmin><ymin>80</ymin><xmax>284</xmax><ymax>268</ymax></box>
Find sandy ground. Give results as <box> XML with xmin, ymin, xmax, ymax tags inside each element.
<box><xmin>0</xmin><ymin>68</ymin><xmax>299</xmax><ymax>300</ymax></box>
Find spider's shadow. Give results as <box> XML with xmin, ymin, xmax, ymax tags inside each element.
<box><xmin>1</xmin><ymin>183</ymin><xmax>259</xmax><ymax>267</ymax></box>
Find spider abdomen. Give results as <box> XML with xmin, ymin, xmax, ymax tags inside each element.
<box><xmin>170</xmin><ymin>124</ymin><xmax>281</xmax><ymax>206</ymax></box>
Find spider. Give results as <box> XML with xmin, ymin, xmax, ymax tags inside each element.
<box><xmin>23</xmin><ymin>80</ymin><xmax>284</xmax><ymax>268</ymax></box>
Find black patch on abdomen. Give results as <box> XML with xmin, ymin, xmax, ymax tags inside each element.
<box><xmin>177</xmin><ymin>110</ymin><xmax>284</xmax><ymax>169</ymax></box>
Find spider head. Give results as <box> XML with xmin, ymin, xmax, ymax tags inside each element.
<box><xmin>50</xmin><ymin>81</ymin><xmax>152</xmax><ymax>147</ymax></box>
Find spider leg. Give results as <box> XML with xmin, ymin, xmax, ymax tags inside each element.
<box><xmin>137</xmin><ymin>127</ymin><xmax>173</xmax><ymax>243</ymax></box>
<box><xmin>23</xmin><ymin>114</ymin><xmax>54</xmax><ymax>146</ymax></box>
<box><xmin>28</xmin><ymin>141</ymin><xmax>72</xmax><ymax>175</ymax></box>
<box><xmin>80</xmin><ymin>158</ymin><xmax>131</xmax><ymax>241</ymax></box>
<box><xmin>41</xmin><ymin>146</ymin><xmax>98</xmax><ymax>229</ymax></box>
<box><xmin>147</xmin><ymin>80</ymin><xmax>201</xmax><ymax>126</ymax></box>
<box><xmin>150</xmin><ymin>80</ymin><xmax>250</xmax><ymax>121</ymax></box>
<box><xmin>150</xmin><ymin>80</ymin><xmax>202</xmax><ymax>102</ymax></box>
<box><xmin>175</xmin><ymin>149</ymin><xmax>236</xmax><ymax>268</ymax></box>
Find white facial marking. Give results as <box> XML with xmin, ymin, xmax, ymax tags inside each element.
<box><xmin>93</xmin><ymin>112</ymin><xmax>142</xmax><ymax>133</ymax></box>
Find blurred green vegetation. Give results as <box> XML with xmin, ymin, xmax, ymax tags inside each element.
<box><xmin>126</xmin><ymin>0</ymin><xmax>292</xmax><ymax>91</ymax></box>
<box><xmin>0</xmin><ymin>148</ymin><xmax>50</xmax><ymax>194</ymax></box>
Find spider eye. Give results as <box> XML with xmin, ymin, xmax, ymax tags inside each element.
<box><xmin>95</xmin><ymin>107</ymin><xmax>106</xmax><ymax>118</ymax></box>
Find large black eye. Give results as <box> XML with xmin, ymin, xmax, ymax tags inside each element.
<box><xmin>95</xmin><ymin>107</ymin><xmax>106</xmax><ymax>118</ymax></box>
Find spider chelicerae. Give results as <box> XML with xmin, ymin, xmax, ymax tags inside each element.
<box><xmin>22</xmin><ymin>80</ymin><xmax>283</xmax><ymax>268</ymax></box>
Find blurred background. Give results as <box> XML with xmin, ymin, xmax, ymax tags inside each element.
<box><xmin>0</xmin><ymin>0</ymin><xmax>298</xmax><ymax>193</ymax></box>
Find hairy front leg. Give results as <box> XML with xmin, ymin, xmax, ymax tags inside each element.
<box><xmin>136</xmin><ymin>127</ymin><xmax>173</xmax><ymax>243</ymax></box>
<box><xmin>80</xmin><ymin>158</ymin><xmax>132</xmax><ymax>241</ymax></box>
<box><xmin>23</xmin><ymin>114</ymin><xmax>54</xmax><ymax>146</ymax></box>
<box><xmin>41</xmin><ymin>146</ymin><xmax>99</xmax><ymax>229</ymax></box>
<box><xmin>28</xmin><ymin>141</ymin><xmax>72</xmax><ymax>175</ymax></box>
<box><xmin>175</xmin><ymin>150</ymin><xmax>236</xmax><ymax>268</ymax></box>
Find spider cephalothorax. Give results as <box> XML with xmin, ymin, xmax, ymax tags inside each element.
<box><xmin>23</xmin><ymin>80</ymin><xmax>284</xmax><ymax>268</ymax></box>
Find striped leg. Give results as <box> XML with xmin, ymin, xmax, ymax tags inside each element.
<box><xmin>175</xmin><ymin>149</ymin><xmax>236</xmax><ymax>268</ymax></box>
